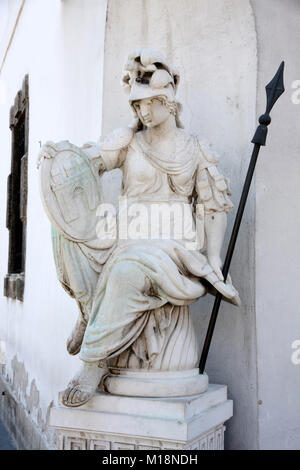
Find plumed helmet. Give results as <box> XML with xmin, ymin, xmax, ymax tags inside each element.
<box><xmin>121</xmin><ymin>48</ymin><xmax>180</xmax><ymax>103</ymax></box>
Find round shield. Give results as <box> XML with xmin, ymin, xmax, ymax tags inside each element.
<box><xmin>39</xmin><ymin>141</ymin><xmax>103</xmax><ymax>243</ymax></box>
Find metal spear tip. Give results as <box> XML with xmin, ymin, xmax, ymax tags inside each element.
<box><xmin>265</xmin><ymin>61</ymin><xmax>285</xmax><ymax>115</ymax></box>
<box><xmin>251</xmin><ymin>61</ymin><xmax>285</xmax><ymax>145</ymax></box>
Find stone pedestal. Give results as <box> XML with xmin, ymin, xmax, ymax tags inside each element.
<box><xmin>49</xmin><ymin>384</ymin><xmax>233</xmax><ymax>450</ymax></box>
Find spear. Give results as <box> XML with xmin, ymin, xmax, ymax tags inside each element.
<box><xmin>199</xmin><ymin>61</ymin><xmax>285</xmax><ymax>374</ymax></box>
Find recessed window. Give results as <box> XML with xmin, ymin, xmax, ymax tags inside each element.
<box><xmin>4</xmin><ymin>75</ymin><xmax>29</xmax><ymax>301</ymax></box>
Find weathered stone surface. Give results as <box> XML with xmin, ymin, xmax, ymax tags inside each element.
<box><xmin>3</xmin><ymin>274</ymin><xmax>24</xmax><ymax>301</ymax></box>
<box><xmin>0</xmin><ymin>415</ymin><xmax>16</xmax><ymax>450</ymax></box>
<box><xmin>0</xmin><ymin>373</ymin><xmax>55</xmax><ymax>449</ymax></box>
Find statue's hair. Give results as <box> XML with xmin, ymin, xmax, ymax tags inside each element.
<box><xmin>130</xmin><ymin>96</ymin><xmax>184</xmax><ymax>131</ymax></box>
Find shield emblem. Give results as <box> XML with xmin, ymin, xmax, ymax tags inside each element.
<box><xmin>39</xmin><ymin>141</ymin><xmax>103</xmax><ymax>243</ymax></box>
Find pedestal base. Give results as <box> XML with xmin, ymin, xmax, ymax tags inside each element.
<box><xmin>104</xmin><ymin>368</ymin><xmax>208</xmax><ymax>397</ymax></box>
<box><xmin>49</xmin><ymin>384</ymin><xmax>233</xmax><ymax>450</ymax></box>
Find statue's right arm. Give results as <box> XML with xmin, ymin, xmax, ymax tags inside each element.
<box><xmin>81</xmin><ymin>126</ymin><xmax>134</xmax><ymax>175</ymax></box>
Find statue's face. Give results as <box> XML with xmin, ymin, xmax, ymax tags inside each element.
<box><xmin>133</xmin><ymin>97</ymin><xmax>171</xmax><ymax>128</ymax></box>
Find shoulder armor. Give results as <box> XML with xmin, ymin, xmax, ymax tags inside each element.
<box><xmin>197</xmin><ymin>138</ymin><xmax>219</xmax><ymax>165</ymax></box>
<box><xmin>99</xmin><ymin>127</ymin><xmax>134</xmax><ymax>152</ymax></box>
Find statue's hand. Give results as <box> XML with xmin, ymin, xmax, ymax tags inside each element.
<box><xmin>209</xmin><ymin>260</ymin><xmax>241</xmax><ymax>306</ymax></box>
<box><xmin>208</xmin><ymin>255</ymin><xmax>224</xmax><ymax>282</ymax></box>
<box><xmin>37</xmin><ymin>141</ymin><xmax>58</xmax><ymax>168</ymax></box>
<box><xmin>81</xmin><ymin>142</ymin><xmax>106</xmax><ymax>175</ymax></box>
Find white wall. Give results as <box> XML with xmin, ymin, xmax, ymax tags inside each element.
<box><xmin>102</xmin><ymin>0</ymin><xmax>258</xmax><ymax>450</ymax></box>
<box><xmin>0</xmin><ymin>0</ymin><xmax>107</xmax><ymax>447</ymax></box>
<box><xmin>252</xmin><ymin>0</ymin><xmax>300</xmax><ymax>450</ymax></box>
<box><xmin>0</xmin><ymin>0</ymin><xmax>24</xmax><ymax>71</ymax></box>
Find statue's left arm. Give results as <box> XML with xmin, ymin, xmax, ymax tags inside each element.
<box><xmin>81</xmin><ymin>126</ymin><xmax>134</xmax><ymax>175</ymax></box>
<box><xmin>195</xmin><ymin>139</ymin><xmax>233</xmax><ymax>281</ymax></box>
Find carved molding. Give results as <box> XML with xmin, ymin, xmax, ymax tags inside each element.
<box><xmin>60</xmin><ymin>425</ymin><xmax>225</xmax><ymax>450</ymax></box>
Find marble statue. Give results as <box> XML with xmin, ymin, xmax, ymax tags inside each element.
<box><xmin>38</xmin><ymin>49</ymin><xmax>240</xmax><ymax>407</ymax></box>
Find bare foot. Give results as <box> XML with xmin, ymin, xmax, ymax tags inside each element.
<box><xmin>66</xmin><ymin>316</ymin><xmax>87</xmax><ymax>355</ymax></box>
<box><xmin>62</xmin><ymin>361</ymin><xmax>107</xmax><ymax>407</ymax></box>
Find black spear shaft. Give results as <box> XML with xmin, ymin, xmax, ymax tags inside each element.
<box><xmin>199</xmin><ymin>61</ymin><xmax>285</xmax><ymax>374</ymax></box>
